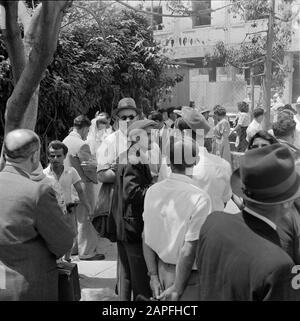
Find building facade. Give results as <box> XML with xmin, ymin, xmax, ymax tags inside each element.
<box><xmin>148</xmin><ymin>0</ymin><xmax>300</xmax><ymax>111</ymax></box>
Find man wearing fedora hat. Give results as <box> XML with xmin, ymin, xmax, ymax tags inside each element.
<box><xmin>97</xmin><ymin>98</ymin><xmax>140</xmax><ymax>184</ymax></box>
<box><xmin>200</xmin><ymin>107</ymin><xmax>214</xmax><ymax>153</ymax></box>
<box><xmin>196</xmin><ymin>144</ymin><xmax>300</xmax><ymax>300</ymax></box>
<box><xmin>111</xmin><ymin>119</ymin><xmax>158</xmax><ymax>301</ymax></box>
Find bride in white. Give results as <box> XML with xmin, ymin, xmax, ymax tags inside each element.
<box><xmin>87</xmin><ymin>112</ymin><xmax>114</xmax><ymax>202</ymax></box>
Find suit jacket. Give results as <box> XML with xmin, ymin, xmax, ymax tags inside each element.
<box><xmin>0</xmin><ymin>165</ymin><xmax>74</xmax><ymax>301</ymax></box>
<box><xmin>196</xmin><ymin>211</ymin><xmax>300</xmax><ymax>301</ymax></box>
<box><xmin>111</xmin><ymin>152</ymin><xmax>153</xmax><ymax>243</ymax></box>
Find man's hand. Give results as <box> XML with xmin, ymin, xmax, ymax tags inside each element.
<box><xmin>150</xmin><ymin>275</ymin><xmax>163</xmax><ymax>299</ymax></box>
<box><xmin>81</xmin><ymin>161</ymin><xmax>97</xmax><ymax>172</ymax></box>
<box><xmin>83</xmin><ymin>203</ymin><xmax>93</xmax><ymax>220</ymax></box>
<box><xmin>157</xmin><ymin>284</ymin><xmax>180</xmax><ymax>301</ymax></box>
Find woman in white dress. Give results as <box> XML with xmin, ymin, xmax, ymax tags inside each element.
<box><xmin>87</xmin><ymin>112</ymin><xmax>114</xmax><ymax>204</ymax></box>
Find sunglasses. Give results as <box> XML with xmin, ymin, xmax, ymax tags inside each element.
<box><xmin>249</xmin><ymin>143</ymin><xmax>269</xmax><ymax>149</ymax></box>
<box><xmin>119</xmin><ymin>115</ymin><xmax>136</xmax><ymax>121</ymax></box>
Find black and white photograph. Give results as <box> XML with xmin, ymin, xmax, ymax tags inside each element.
<box><xmin>0</xmin><ymin>0</ymin><xmax>300</xmax><ymax>313</ymax></box>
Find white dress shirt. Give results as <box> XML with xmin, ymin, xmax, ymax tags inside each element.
<box><xmin>143</xmin><ymin>173</ymin><xmax>212</xmax><ymax>268</ymax></box>
<box><xmin>294</xmin><ymin>114</ymin><xmax>300</xmax><ymax>149</ymax></box>
<box><xmin>246</xmin><ymin>119</ymin><xmax>263</xmax><ymax>142</ymax></box>
<box><xmin>44</xmin><ymin>166</ymin><xmax>81</xmax><ymax>204</ymax></box>
<box><xmin>159</xmin><ymin>146</ymin><xmax>232</xmax><ymax>212</ymax></box>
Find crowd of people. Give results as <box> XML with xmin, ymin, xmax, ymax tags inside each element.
<box><xmin>1</xmin><ymin>94</ymin><xmax>300</xmax><ymax>301</ymax></box>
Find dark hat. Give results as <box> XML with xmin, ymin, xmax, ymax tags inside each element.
<box><xmin>127</xmin><ymin>120</ymin><xmax>157</xmax><ymax>142</ymax></box>
<box><xmin>181</xmin><ymin>106</ymin><xmax>210</xmax><ymax>135</ymax></box>
<box><xmin>128</xmin><ymin>119</ymin><xmax>157</xmax><ymax>133</ymax></box>
<box><xmin>114</xmin><ymin>97</ymin><xmax>138</xmax><ymax>117</ymax></box>
<box><xmin>231</xmin><ymin>144</ymin><xmax>300</xmax><ymax>205</ymax></box>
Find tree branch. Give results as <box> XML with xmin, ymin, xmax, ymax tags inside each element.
<box><xmin>24</xmin><ymin>3</ymin><xmax>42</xmax><ymax>60</ymax></box>
<box><xmin>0</xmin><ymin>1</ymin><xmax>26</xmax><ymax>84</ymax></box>
<box><xmin>73</xmin><ymin>3</ymin><xmax>103</xmax><ymax>30</ymax></box>
<box><xmin>4</xmin><ymin>0</ymin><xmax>72</xmax><ymax>133</ymax></box>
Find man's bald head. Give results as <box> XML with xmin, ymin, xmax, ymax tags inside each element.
<box><xmin>4</xmin><ymin>129</ymin><xmax>40</xmax><ymax>162</ymax></box>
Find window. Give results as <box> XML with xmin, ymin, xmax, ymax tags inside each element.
<box><xmin>146</xmin><ymin>5</ymin><xmax>163</xmax><ymax>30</ymax></box>
<box><xmin>192</xmin><ymin>0</ymin><xmax>211</xmax><ymax>27</ymax></box>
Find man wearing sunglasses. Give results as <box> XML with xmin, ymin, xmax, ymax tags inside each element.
<box><xmin>97</xmin><ymin>98</ymin><xmax>140</xmax><ymax>184</ymax></box>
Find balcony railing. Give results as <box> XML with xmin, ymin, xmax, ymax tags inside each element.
<box><xmin>154</xmin><ymin>20</ymin><xmax>268</xmax><ymax>59</ymax></box>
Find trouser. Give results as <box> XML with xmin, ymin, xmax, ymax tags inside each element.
<box><xmin>158</xmin><ymin>259</ymin><xmax>200</xmax><ymax>301</ymax></box>
<box><xmin>204</xmin><ymin>138</ymin><xmax>213</xmax><ymax>153</ymax></box>
<box><xmin>117</xmin><ymin>241</ymin><xmax>151</xmax><ymax>301</ymax></box>
<box><xmin>63</xmin><ymin>212</ymin><xmax>78</xmax><ymax>260</ymax></box>
<box><xmin>74</xmin><ymin>203</ymin><xmax>101</xmax><ymax>259</ymax></box>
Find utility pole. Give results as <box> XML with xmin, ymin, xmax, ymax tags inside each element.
<box><xmin>250</xmin><ymin>67</ymin><xmax>255</xmax><ymax>118</ymax></box>
<box><xmin>263</xmin><ymin>0</ymin><xmax>275</xmax><ymax>130</ymax></box>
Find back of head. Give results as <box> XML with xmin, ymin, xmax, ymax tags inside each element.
<box><xmin>73</xmin><ymin>115</ymin><xmax>91</xmax><ymax>129</ymax></box>
<box><xmin>4</xmin><ymin>129</ymin><xmax>40</xmax><ymax>163</ymax></box>
<box><xmin>213</xmin><ymin>105</ymin><xmax>227</xmax><ymax>117</ymax></box>
<box><xmin>273</xmin><ymin>116</ymin><xmax>296</xmax><ymax>139</ymax></box>
<box><xmin>166</xmin><ymin>135</ymin><xmax>199</xmax><ymax>172</ymax></box>
<box><xmin>253</xmin><ymin>108</ymin><xmax>264</xmax><ymax>119</ymax></box>
<box><xmin>237</xmin><ymin>101</ymin><xmax>249</xmax><ymax>113</ymax></box>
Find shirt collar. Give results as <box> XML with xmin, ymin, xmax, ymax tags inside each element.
<box><xmin>45</xmin><ymin>165</ymin><xmax>67</xmax><ymax>176</ymax></box>
<box><xmin>252</xmin><ymin>119</ymin><xmax>260</xmax><ymax>126</ymax></box>
<box><xmin>169</xmin><ymin>172</ymin><xmax>195</xmax><ymax>185</ymax></box>
<box><xmin>244</xmin><ymin>206</ymin><xmax>277</xmax><ymax>230</ymax></box>
<box><xmin>69</xmin><ymin>131</ymin><xmax>83</xmax><ymax>140</ymax></box>
<box><xmin>5</xmin><ymin>161</ymin><xmax>31</xmax><ymax>178</ymax></box>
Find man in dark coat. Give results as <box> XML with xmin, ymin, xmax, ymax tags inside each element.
<box><xmin>196</xmin><ymin>144</ymin><xmax>300</xmax><ymax>301</ymax></box>
<box><xmin>0</xmin><ymin>129</ymin><xmax>74</xmax><ymax>301</ymax></box>
<box><xmin>111</xmin><ymin>120</ymin><xmax>157</xmax><ymax>301</ymax></box>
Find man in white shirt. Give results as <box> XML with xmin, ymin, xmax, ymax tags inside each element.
<box><xmin>159</xmin><ymin>107</ymin><xmax>232</xmax><ymax>212</ymax></box>
<box><xmin>44</xmin><ymin>140</ymin><xmax>92</xmax><ymax>261</ymax></box>
<box><xmin>246</xmin><ymin>107</ymin><xmax>264</xmax><ymax>143</ymax></box>
<box><xmin>200</xmin><ymin>107</ymin><xmax>214</xmax><ymax>153</ymax></box>
<box><xmin>143</xmin><ymin>136</ymin><xmax>212</xmax><ymax>301</ymax></box>
<box><xmin>63</xmin><ymin>115</ymin><xmax>105</xmax><ymax>261</ymax></box>
<box><xmin>97</xmin><ymin>98</ymin><xmax>140</xmax><ymax>183</ymax></box>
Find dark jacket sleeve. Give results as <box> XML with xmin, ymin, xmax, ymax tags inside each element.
<box><xmin>263</xmin><ymin>261</ymin><xmax>300</xmax><ymax>301</ymax></box>
<box><xmin>35</xmin><ymin>184</ymin><xmax>75</xmax><ymax>258</ymax></box>
<box><xmin>122</xmin><ymin>163</ymin><xmax>152</xmax><ymax>207</ymax></box>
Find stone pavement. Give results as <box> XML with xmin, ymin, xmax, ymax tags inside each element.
<box><xmin>72</xmin><ymin>237</ymin><xmax>118</xmax><ymax>301</ymax></box>
<box><xmin>73</xmin><ymin>200</ymin><xmax>239</xmax><ymax>301</ymax></box>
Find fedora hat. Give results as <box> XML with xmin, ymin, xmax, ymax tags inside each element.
<box><xmin>181</xmin><ymin>106</ymin><xmax>210</xmax><ymax>135</ymax></box>
<box><xmin>231</xmin><ymin>144</ymin><xmax>300</xmax><ymax>205</ymax></box>
<box><xmin>199</xmin><ymin>107</ymin><xmax>210</xmax><ymax>114</ymax></box>
<box><xmin>112</xmin><ymin>97</ymin><xmax>138</xmax><ymax>117</ymax></box>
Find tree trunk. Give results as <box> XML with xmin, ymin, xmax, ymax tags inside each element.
<box><xmin>0</xmin><ymin>0</ymin><xmax>72</xmax><ymax>171</ymax></box>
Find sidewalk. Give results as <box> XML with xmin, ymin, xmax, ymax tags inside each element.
<box><xmin>72</xmin><ymin>237</ymin><xmax>118</xmax><ymax>301</ymax></box>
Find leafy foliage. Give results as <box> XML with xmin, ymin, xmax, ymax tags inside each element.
<box><xmin>0</xmin><ymin>4</ymin><xmax>182</xmax><ymax>162</ymax></box>
<box><xmin>208</xmin><ymin>0</ymin><xmax>296</xmax><ymax>95</ymax></box>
